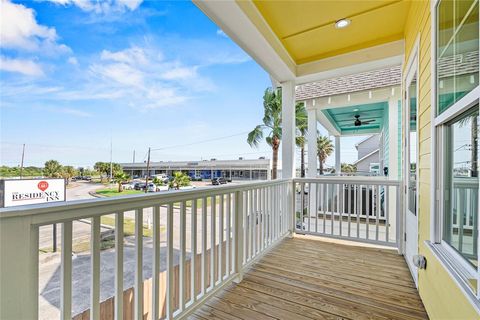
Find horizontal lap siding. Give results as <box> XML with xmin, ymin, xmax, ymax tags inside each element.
<box><xmin>404</xmin><ymin>1</ymin><xmax>479</xmax><ymax>318</ymax></box>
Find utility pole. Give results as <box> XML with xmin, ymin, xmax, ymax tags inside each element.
<box><xmin>109</xmin><ymin>138</ymin><xmax>113</xmax><ymax>182</ymax></box>
<box><xmin>145</xmin><ymin>147</ymin><xmax>151</xmax><ymax>193</ymax></box>
<box><xmin>19</xmin><ymin>144</ymin><xmax>25</xmax><ymax>179</ymax></box>
<box><xmin>133</xmin><ymin>150</ymin><xmax>136</xmax><ymax>163</ymax></box>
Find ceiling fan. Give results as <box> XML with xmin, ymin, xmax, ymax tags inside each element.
<box><xmin>354</xmin><ymin>114</ymin><xmax>375</xmax><ymax>127</ymax></box>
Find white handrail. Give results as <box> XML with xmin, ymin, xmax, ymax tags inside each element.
<box><xmin>0</xmin><ymin>179</ymin><xmax>292</xmax><ymax>320</ymax></box>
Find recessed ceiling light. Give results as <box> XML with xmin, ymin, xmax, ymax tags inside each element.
<box><xmin>335</xmin><ymin>18</ymin><xmax>351</xmax><ymax>29</ymax></box>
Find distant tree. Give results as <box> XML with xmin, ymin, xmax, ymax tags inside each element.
<box><xmin>341</xmin><ymin>163</ymin><xmax>357</xmax><ymax>174</ymax></box>
<box><xmin>317</xmin><ymin>136</ymin><xmax>334</xmax><ymax>175</ymax></box>
<box><xmin>296</xmin><ymin>103</ymin><xmax>308</xmax><ymax>177</ymax></box>
<box><xmin>94</xmin><ymin>162</ymin><xmax>122</xmax><ymax>180</ymax></box>
<box><xmin>247</xmin><ymin>87</ymin><xmax>307</xmax><ymax>179</ymax></box>
<box><xmin>43</xmin><ymin>160</ymin><xmax>63</xmax><ymax>178</ymax></box>
<box><xmin>62</xmin><ymin>166</ymin><xmax>78</xmax><ymax>181</ymax></box>
<box><xmin>169</xmin><ymin>171</ymin><xmax>191</xmax><ymax>190</ymax></box>
<box><xmin>114</xmin><ymin>172</ymin><xmax>130</xmax><ymax>192</ymax></box>
<box><xmin>153</xmin><ymin>177</ymin><xmax>165</xmax><ymax>186</ymax></box>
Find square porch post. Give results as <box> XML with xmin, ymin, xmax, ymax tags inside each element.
<box><xmin>307</xmin><ymin>104</ymin><xmax>318</xmax><ymax>220</ymax></box>
<box><xmin>335</xmin><ymin>136</ymin><xmax>341</xmax><ymax>175</ymax></box>
<box><xmin>281</xmin><ymin>81</ymin><xmax>296</xmax><ymax>236</ymax></box>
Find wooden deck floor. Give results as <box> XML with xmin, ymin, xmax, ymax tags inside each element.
<box><xmin>189</xmin><ymin>236</ymin><xmax>428</xmax><ymax>320</ymax></box>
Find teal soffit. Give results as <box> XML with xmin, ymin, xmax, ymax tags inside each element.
<box><xmin>322</xmin><ymin>102</ymin><xmax>388</xmax><ymax>135</ymax></box>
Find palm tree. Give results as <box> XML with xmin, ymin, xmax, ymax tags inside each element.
<box><xmin>43</xmin><ymin>160</ymin><xmax>63</xmax><ymax>178</ymax></box>
<box><xmin>317</xmin><ymin>136</ymin><xmax>334</xmax><ymax>175</ymax></box>
<box><xmin>169</xmin><ymin>171</ymin><xmax>191</xmax><ymax>190</ymax></box>
<box><xmin>247</xmin><ymin>88</ymin><xmax>307</xmax><ymax>179</ymax></box>
<box><xmin>114</xmin><ymin>172</ymin><xmax>129</xmax><ymax>192</ymax></box>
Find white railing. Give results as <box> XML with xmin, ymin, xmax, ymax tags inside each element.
<box><xmin>452</xmin><ymin>177</ymin><xmax>478</xmax><ymax>257</ymax></box>
<box><xmin>0</xmin><ymin>179</ymin><xmax>292</xmax><ymax>320</ymax></box>
<box><xmin>293</xmin><ymin>177</ymin><xmax>402</xmax><ymax>248</ymax></box>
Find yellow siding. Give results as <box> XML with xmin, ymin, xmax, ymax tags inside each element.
<box><xmin>404</xmin><ymin>1</ymin><xmax>479</xmax><ymax>318</ymax></box>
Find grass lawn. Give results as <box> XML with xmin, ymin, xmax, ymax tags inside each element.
<box><xmin>96</xmin><ymin>188</ymin><xmax>143</xmax><ymax>197</ymax></box>
<box><xmin>39</xmin><ymin>215</ymin><xmax>161</xmax><ymax>254</ymax></box>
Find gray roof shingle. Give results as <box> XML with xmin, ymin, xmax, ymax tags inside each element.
<box><xmin>295</xmin><ymin>66</ymin><xmax>401</xmax><ymax>101</ymax></box>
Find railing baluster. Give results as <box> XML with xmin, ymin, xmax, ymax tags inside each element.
<box><xmin>339</xmin><ymin>183</ymin><xmax>342</xmax><ymax>236</ymax></box>
<box><xmin>180</xmin><ymin>201</ymin><xmax>186</xmax><ymax>311</ymax></box>
<box><xmin>134</xmin><ymin>209</ymin><xmax>143</xmax><ymax>320</ymax></box>
<box><xmin>248</xmin><ymin>189</ymin><xmax>253</xmax><ymax>259</ymax></box>
<box><xmin>322</xmin><ymin>183</ymin><xmax>326</xmax><ymax>234</ymax></box>
<box><xmin>115</xmin><ymin>212</ymin><xmax>124</xmax><ymax>320</ymax></box>
<box><xmin>61</xmin><ymin>221</ymin><xmax>72</xmax><ymax>320</ymax></box>
<box><xmin>385</xmin><ymin>186</ymin><xmax>390</xmax><ymax>243</ymax></box>
<box><xmin>201</xmin><ymin>197</ymin><xmax>207</xmax><ymax>296</ymax></box>
<box><xmin>210</xmin><ymin>195</ymin><xmax>216</xmax><ymax>289</ymax></box>
<box><xmin>355</xmin><ymin>184</ymin><xmax>362</xmax><ymax>239</ymax></box>
<box><xmin>91</xmin><ymin>216</ymin><xmax>101</xmax><ymax>320</ymax></box>
<box><xmin>376</xmin><ymin>185</ymin><xmax>380</xmax><ymax>241</ymax></box>
<box><xmin>261</xmin><ymin>187</ymin><xmax>265</xmax><ymax>252</ymax></box>
<box><xmin>218</xmin><ymin>194</ymin><xmax>224</xmax><ymax>283</ymax></box>
<box><xmin>191</xmin><ymin>199</ymin><xmax>197</xmax><ymax>303</ymax></box>
<box><xmin>368</xmin><ymin>185</ymin><xmax>375</xmax><ymax>240</ymax></box>
<box><xmin>166</xmin><ymin>203</ymin><xmax>174</xmax><ymax>319</ymax></box>
<box><xmin>315</xmin><ymin>183</ymin><xmax>319</xmax><ymax>233</ymax></box>
<box><xmin>348</xmin><ymin>185</ymin><xmax>352</xmax><ymax>237</ymax></box>
<box><xmin>152</xmin><ymin>207</ymin><xmax>160</xmax><ymax>320</ymax></box>
<box><xmin>226</xmin><ymin>193</ymin><xmax>231</xmax><ymax>277</ymax></box>
<box><xmin>243</xmin><ymin>190</ymin><xmax>248</xmax><ymax>265</ymax></box>
<box><xmin>330</xmin><ymin>184</ymin><xmax>334</xmax><ymax>235</ymax></box>
<box><xmin>234</xmin><ymin>190</ymin><xmax>244</xmax><ymax>282</ymax></box>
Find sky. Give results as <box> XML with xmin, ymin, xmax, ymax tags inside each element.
<box><xmin>0</xmin><ymin>0</ymin><xmax>362</xmax><ymax>169</ymax></box>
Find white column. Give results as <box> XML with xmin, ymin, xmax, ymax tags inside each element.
<box><xmin>307</xmin><ymin>106</ymin><xmax>318</xmax><ymax>178</ymax></box>
<box><xmin>388</xmin><ymin>96</ymin><xmax>399</xmax><ymax>242</ymax></box>
<box><xmin>281</xmin><ymin>80</ymin><xmax>296</xmax><ymax>236</ymax></box>
<box><xmin>281</xmin><ymin>81</ymin><xmax>296</xmax><ymax>179</ymax></box>
<box><xmin>335</xmin><ymin>136</ymin><xmax>341</xmax><ymax>175</ymax></box>
<box><xmin>307</xmin><ymin>105</ymin><xmax>318</xmax><ymax>219</ymax></box>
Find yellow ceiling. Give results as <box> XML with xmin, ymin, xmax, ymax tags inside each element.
<box><xmin>252</xmin><ymin>0</ymin><xmax>411</xmax><ymax>64</ymax></box>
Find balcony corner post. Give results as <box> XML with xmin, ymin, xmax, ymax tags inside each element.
<box><xmin>0</xmin><ymin>217</ymin><xmax>38</xmax><ymax>320</ymax></box>
<box><xmin>233</xmin><ymin>190</ymin><xmax>244</xmax><ymax>283</ymax></box>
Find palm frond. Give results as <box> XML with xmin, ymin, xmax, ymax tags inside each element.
<box><xmin>247</xmin><ymin>125</ymin><xmax>264</xmax><ymax>148</ymax></box>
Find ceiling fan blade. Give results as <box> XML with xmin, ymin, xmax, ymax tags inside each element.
<box><xmin>362</xmin><ymin>120</ymin><xmax>375</xmax><ymax>124</ymax></box>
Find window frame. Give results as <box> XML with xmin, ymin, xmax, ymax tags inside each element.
<box><xmin>430</xmin><ymin>0</ymin><xmax>480</xmax><ymax>308</ymax></box>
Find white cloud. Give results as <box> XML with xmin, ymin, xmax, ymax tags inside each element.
<box><xmin>46</xmin><ymin>0</ymin><xmax>143</xmax><ymax>14</ymax></box>
<box><xmin>161</xmin><ymin>66</ymin><xmax>197</xmax><ymax>80</ymax></box>
<box><xmin>56</xmin><ymin>107</ymin><xmax>92</xmax><ymax>117</ymax></box>
<box><xmin>90</xmin><ymin>62</ymin><xmax>144</xmax><ymax>87</ymax></box>
<box><xmin>0</xmin><ymin>56</ymin><xmax>44</xmax><ymax>76</ymax></box>
<box><xmin>67</xmin><ymin>57</ymin><xmax>78</xmax><ymax>65</ymax></box>
<box><xmin>101</xmin><ymin>46</ymin><xmax>148</xmax><ymax>65</ymax></box>
<box><xmin>0</xmin><ymin>0</ymin><xmax>70</xmax><ymax>54</ymax></box>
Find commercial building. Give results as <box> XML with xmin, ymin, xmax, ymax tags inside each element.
<box><xmin>120</xmin><ymin>158</ymin><xmax>272</xmax><ymax>180</ymax></box>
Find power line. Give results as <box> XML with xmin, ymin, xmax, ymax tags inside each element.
<box><xmin>149</xmin><ymin>131</ymin><xmax>250</xmax><ymax>152</ymax></box>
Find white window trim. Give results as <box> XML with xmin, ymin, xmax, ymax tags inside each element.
<box><xmin>429</xmin><ymin>0</ymin><xmax>480</xmax><ymax>309</ymax></box>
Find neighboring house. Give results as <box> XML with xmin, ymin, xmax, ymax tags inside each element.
<box><xmin>353</xmin><ymin>135</ymin><xmax>380</xmax><ymax>173</ymax></box>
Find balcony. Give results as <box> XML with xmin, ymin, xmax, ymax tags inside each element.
<box><xmin>0</xmin><ymin>177</ymin><xmax>426</xmax><ymax>319</ymax></box>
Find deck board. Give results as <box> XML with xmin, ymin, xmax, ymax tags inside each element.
<box><xmin>190</xmin><ymin>236</ymin><xmax>428</xmax><ymax>320</ymax></box>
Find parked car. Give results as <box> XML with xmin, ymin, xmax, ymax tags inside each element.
<box><xmin>122</xmin><ymin>182</ymin><xmax>136</xmax><ymax>190</ymax></box>
<box><xmin>156</xmin><ymin>185</ymin><xmax>169</xmax><ymax>192</ymax></box>
<box><xmin>134</xmin><ymin>182</ymin><xmax>146</xmax><ymax>190</ymax></box>
<box><xmin>211</xmin><ymin>177</ymin><xmax>227</xmax><ymax>185</ymax></box>
<box><xmin>146</xmin><ymin>183</ymin><xmax>156</xmax><ymax>192</ymax></box>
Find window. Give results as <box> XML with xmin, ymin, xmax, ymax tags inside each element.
<box><xmin>442</xmin><ymin>107</ymin><xmax>479</xmax><ymax>267</ymax></box>
<box><xmin>437</xmin><ymin>0</ymin><xmax>479</xmax><ymax>114</ymax></box>
<box><xmin>432</xmin><ymin>0</ymin><xmax>479</xmax><ymax>300</ymax></box>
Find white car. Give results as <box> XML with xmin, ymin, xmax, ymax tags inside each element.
<box><xmin>122</xmin><ymin>182</ymin><xmax>136</xmax><ymax>190</ymax></box>
<box><xmin>146</xmin><ymin>183</ymin><xmax>156</xmax><ymax>192</ymax></box>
